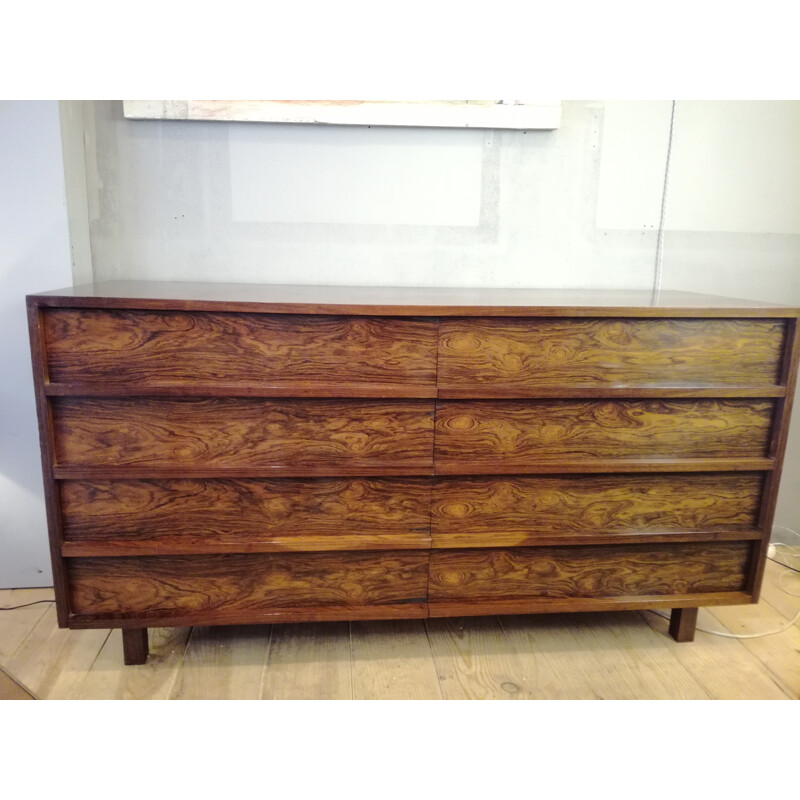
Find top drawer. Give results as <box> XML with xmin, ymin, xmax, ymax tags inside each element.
<box><xmin>43</xmin><ymin>310</ymin><xmax>438</xmax><ymax>391</ymax></box>
<box><xmin>438</xmin><ymin>318</ymin><xmax>787</xmax><ymax>393</ymax></box>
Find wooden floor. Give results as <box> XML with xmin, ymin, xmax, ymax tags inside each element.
<box><xmin>1</xmin><ymin>560</ymin><xmax>797</xmax><ymax>700</ymax></box>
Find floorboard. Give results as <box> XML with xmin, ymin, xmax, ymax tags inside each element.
<box><xmin>351</xmin><ymin>619</ymin><xmax>442</xmax><ymax>700</ymax></box>
<box><xmin>262</xmin><ymin>622</ymin><xmax>352</xmax><ymax>700</ymax></box>
<box><xmin>169</xmin><ymin>625</ymin><xmax>271</xmax><ymax>700</ymax></box>
<box><xmin>426</xmin><ymin>616</ymin><xmax>534</xmax><ymax>700</ymax></box>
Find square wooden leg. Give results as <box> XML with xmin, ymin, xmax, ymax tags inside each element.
<box><xmin>669</xmin><ymin>607</ymin><xmax>698</xmax><ymax>642</ymax></box>
<box><xmin>122</xmin><ymin>628</ymin><xmax>149</xmax><ymax>665</ymax></box>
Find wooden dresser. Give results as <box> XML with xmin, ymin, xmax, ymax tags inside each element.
<box><xmin>27</xmin><ymin>282</ymin><xmax>800</xmax><ymax>664</ymax></box>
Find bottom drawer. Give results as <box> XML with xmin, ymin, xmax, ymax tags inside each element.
<box><xmin>66</xmin><ymin>551</ymin><xmax>429</xmax><ymax>625</ymax></box>
<box><xmin>429</xmin><ymin>541</ymin><xmax>753</xmax><ymax>611</ymax></box>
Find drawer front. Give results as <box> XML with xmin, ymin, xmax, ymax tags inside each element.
<box><xmin>67</xmin><ymin>552</ymin><xmax>430</xmax><ymax>622</ymax></box>
<box><xmin>61</xmin><ymin>477</ymin><xmax>432</xmax><ymax>554</ymax></box>
<box><xmin>429</xmin><ymin>542</ymin><xmax>752</xmax><ymax>601</ymax></box>
<box><xmin>439</xmin><ymin>318</ymin><xmax>787</xmax><ymax>389</ymax></box>
<box><xmin>431</xmin><ymin>473</ymin><xmax>763</xmax><ymax>547</ymax></box>
<box><xmin>44</xmin><ymin>309</ymin><xmax>438</xmax><ymax>387</ymax></box>
<box><xmin>52</xmin><ymin>398</ymin><xmax>434</xmax><ymax>471</ymax></box>
<box><xmin>435</xmin><ymin>399</ymin><xmax>773</xmax><ymax>467</ymax></box>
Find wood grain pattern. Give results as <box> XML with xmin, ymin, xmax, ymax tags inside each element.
<box><xmin>438</xmin><ymin>318</ymin><xmax>787</xmax><ymax>389</ymax></box>
<box><xmin>431</xmin><ymin>473</ymin><xmax>764</xmax><ymax>547</ymax></box>
<box><xmin>25</xmin><ymin>285</ymin><xmax>800</xmax><ymax>660</ymax></box>
<box><xmin>60</xmin><ymin>477</ymin><xmax>432</xmax><ymax>554</ymax></box>
<box><xmin>434</xmin><ymin>399</ymin><xmax>774</xmax><ymax>468</ymax></box>
<box><xmin>44</xmin><ymin>310</ymin><xmax>438</xmax><ymax>386</ymax></box>
<box><xmin>751</xmin><ymin>317</ymin><xmax>800</xmax><ymax>598</ymax></box>
<box><xmin>26</xmin><ymin>301</ymin><xmax>71</xmax><ymax>627</ymax></box>
<box><xmin>67</xmin><ymin>552</ymin><xmax>429</xmax><ymax>621</ymax></box>
<box><xmin>427</xmin><ymin>592</ymin><xmax>752</xmax><ymax>618</ymax></box>
<box><xmin>29</xmin><ymin>281</ymin><xmax>800</xmax><ymax>317</ymax></box>
<box><xmin>52</xmin><ymin>398</ymin><xmax>434</xmax><ymax>471</ymax></box>
<box><xmin>429</xmin><ymin>542</ymin><xmax>752</xmax><ymax>602</ymax></box>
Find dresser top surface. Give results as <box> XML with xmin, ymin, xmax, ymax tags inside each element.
<box><xmin>27</xmin><ymin>280</ymin><xmax>800</xmax><ymax>317</ymax></box>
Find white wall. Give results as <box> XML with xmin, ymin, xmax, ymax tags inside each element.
<box><xmin>0</xmin><ymin>101</ymin><xmax>74</xmax><ymax>588</ymax></box>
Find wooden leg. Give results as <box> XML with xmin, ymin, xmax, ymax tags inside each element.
<box><xmin>668</xmin><ymin>608</ymin><xmax>698</xmax><ymax>642</ymax></box>
<box><xmin>122</xmin><ymin>628</ymin><xmax>149</xmax><ymax>665</ymax></box>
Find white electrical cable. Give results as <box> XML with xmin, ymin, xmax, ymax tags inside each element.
<box><xmin>649</xmin><ymin>546</ymin><xmax>800</xmax><ymax>638</ymax></box>
<box><xmin>651</xmin><ymin>100</ymin><xmax>677</xmax><ymax>303</ymax></box>
<box><xmin>650</xmin><ymin>608</ymin><xmax>800</xmax><ymax>639</ymax></box>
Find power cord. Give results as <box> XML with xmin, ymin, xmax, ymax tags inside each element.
<box><xmin>650</xmin><ymin>608</ymin><xmax>800</xmax><ymax>639</ymax></box>
<box><xmin>650</xmin><ymin>547</ymin><xmax>800</xmax><ymax>639</ymax></box>
<box><xmin>0</xmin><ymin>599</ymin><xmax>55</xmax><ymax>611</ymax></box>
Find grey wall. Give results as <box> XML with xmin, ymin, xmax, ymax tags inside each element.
<box><xmin>83</xmin><ymin>100</ymin><xmax>662</xmax><ymax>288</ymax></box>
<box><xmin>0</xmin><ymin>101</ymin><xmax>74</xmax><ymax>588</ymax></box>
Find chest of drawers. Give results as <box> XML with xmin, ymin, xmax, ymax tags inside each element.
<box><xmin>27</xmin><ymin>282</ymin><xmax>800</xmax><ymax>664</ymax></box>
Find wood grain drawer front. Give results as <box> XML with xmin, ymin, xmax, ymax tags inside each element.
<box><xmin>431</xmin><ymin>473</ymin><xmax>763</xmax><ymax>548</ymax></box>
<box><xmin>67</xmin><ymin>552</ymin><xmax>429</xmax><ymax>623</ymax></box>
<box><xmin>435</xmin><ymin>399</ymin><xmax>773</xmax><ymax>469</ymax></box>
<box><xmin>44</xmin><ymin>309</ymin><xmax>438</xmax><ymax>389</ymax></box>
<box><xmin>51</xmin><ymin>398</ymin><xmax>434</xmax><ymax>472</ymax></box>
<box><xmin>60</xmin><ymin>477</ymin><xmax>432</xmax><ymax>555</ymax></box>
<box><xmin>439</xmin><ymin>318</ymin><xmax>787</xmax><ymax>390</ymax></box>
<box><xmin>429</xmin><ymin>542</ymin><xmax>752</xmax><ymax>602</ymax></box>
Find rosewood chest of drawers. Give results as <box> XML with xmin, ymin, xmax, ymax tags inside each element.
<box><xmin>27</xmin><ymin>282</ymin><xmax>800</xmax><ymax>664</ymax></box>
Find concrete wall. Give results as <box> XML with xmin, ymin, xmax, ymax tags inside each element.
<box><xmin>0</xmin><ymin>102</ymin><xmax>74</xmax><ymax>588</ymax></box>
<box><xmin>83</xmin><ymin>100</ymin><xmax>661</xmax><ymax>289</ymax></box>
<box><xmin>3</xmin><ymin>99</ymin><xmax>800</xmax><ymax>587</ymax></box>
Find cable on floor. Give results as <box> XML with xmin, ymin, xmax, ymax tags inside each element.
<box><xmin>651</xmin><ymin>550</ymin><xmax>800</xmax><ymax>638</ymax></box>
<box><xmin>0</xmin><ymin>599</ymin><xmax>55</xmax><ymax>611</ymax></box>
<box><xmin>650</xmin><ymin>608</ymin><xmax>800</xmax><ymax>639</ymax></box>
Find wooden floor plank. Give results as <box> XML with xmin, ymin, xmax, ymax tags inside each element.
<box><xmin>0</xmin><ymin>588</ymin><xmax>55</xmax><ymax>663</ymax></box>
<box><xmin>3</xmin><ymin>606</ymin><xmax>109</xmax><ymax>699</ymax></box>
<box><xmin>498</xmin><ymin>611</ymin><xmax>711</xmax><ymax>700</ymax></box>
<box><xmin>351</xmin><ymin>619</ymin><xmax>442</xmax><ymax>700</ymax></box>
<box><xmin>1</xmin><ymin>587</ymin><xmax>797</xmax><ymax>700</ymax></box>
<box><xmin>707</xmin><ymin>601</ymin><xmax>800</xmax><ymax>699</ymax></box>
<box><xmin>169</xmin><ymin>625</ymin><xmax>271</xmax><ymax>700</ymax></box>
<box><xmin>0</xmin><ymin>665</ymin><xmax>36</xmax><ymax>700</ymax></box>
<box><xmin>262</xmin><ymin>622</ymin><xmax>352</xmax><ymax>700</ymax></box>
<box><xmin>425</xmin><ymin>616</ymin><xmax>535</xmax><ymax>700</ymax></box>
<box><xmin>639</xmin><ymin>609</ymin><xmax>790</xmax><ymax>699</ymax></box>
<box><xmin>73</xmin><ymin>626</ymin><xmax>192</xmax><ymax>700</ymax></box>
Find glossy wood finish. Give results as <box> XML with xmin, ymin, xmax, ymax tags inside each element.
<box><xmin>26</xmin><ymin>303</ymin><xmax>71</xmax><ymax>628</ymax></box>
<box><xmin>122</xmin><ymin>628</ymin><xmax>149</xmax><ymax>665</ymax></box>
<box><xmin>30</xmin><ymin>280</ymin><xmax>800</xmax><ymax>317</ymax></box>
<box><xmin>435</xmin><ymin>399</ymin><xmax>774</xmax><ymax>470</ymax></box>
<box><xmin>427</xmin><ymin>592</ymin><xmax>752</xmax><ymax>619</ymax></box>
<box><xmin>25</xmin><ymin>283</ymin><xmax>800</xmax><ymax>662</ymax></box>
<box><xmin>751</xmin><ymin>317</ymin><xmax>800</xmax><ymax>600</ymax></box>
<box><xmin>52</xmin><ymin>398</ymin><xmax>435</xmax><ymax>472</ymax></box>
<box><xmin>439</xmin><ymin>318</ymin><xmax>786</xmax><ymax>389</ymax></box>
<box><xmin>60</xmin><ymin>477</ymin><xmax>432</xmax><ymax>555</ymax></box>
<box><xmin>431</xmin><ymin>473</ymin><xmax>763</xmax><ymax>548</ymax></box>
<box><xmin>669</xmin><ymin>607</ymin><xmax>698</xmax><ymax>642</ymax></box>
<box><xmin>67</xmin><ymin>552</ymin><xmax>429</xmax><ymax>622</ymax></box>
<box><xmin>428</xmin><ymin>542</ymin><xmax>752</xmax><ymax>601</ymax></box>
<box><xmin>45</xmin><ymin>310</ymin><xmax>438</xmax><ymax>387</ymax></box>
